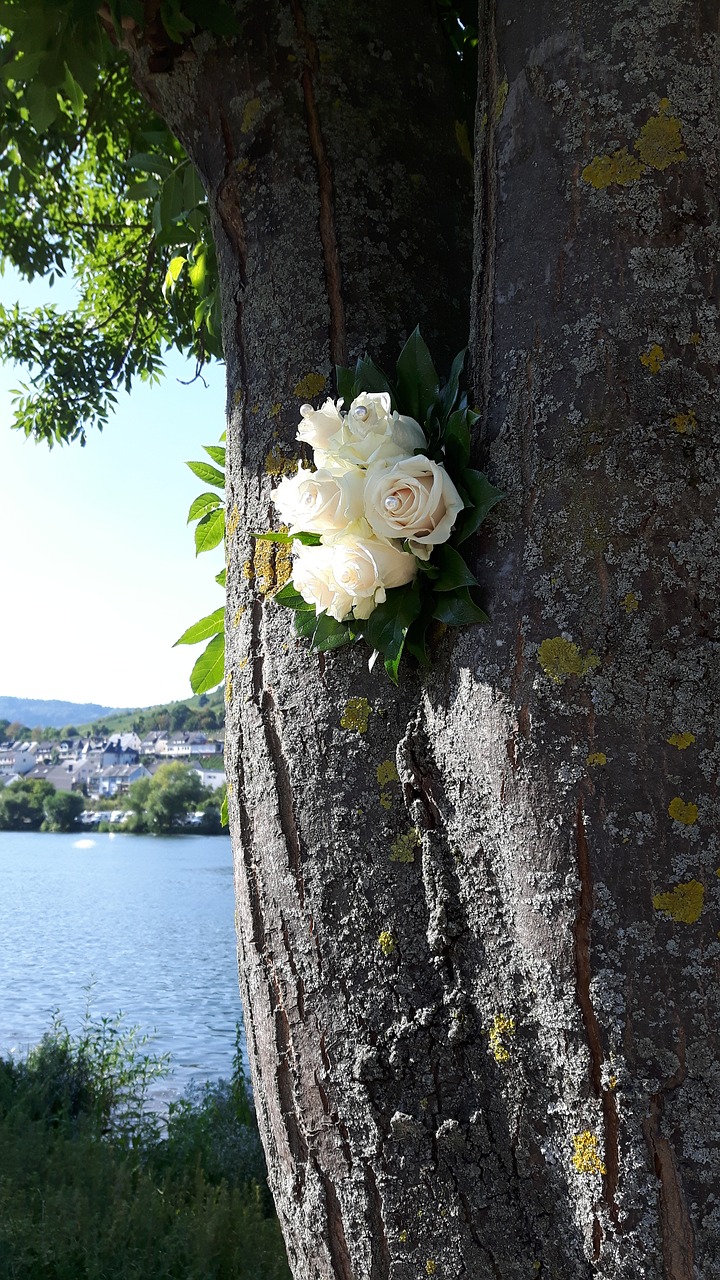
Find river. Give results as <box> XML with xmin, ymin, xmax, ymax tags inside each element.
<box><xmin>0</xmin><ymin>831</ymin><xmax>243</xmax><ymax>1094</ymax></box>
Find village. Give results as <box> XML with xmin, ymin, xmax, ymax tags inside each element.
<box><xmin>0</xmin><ymin>728</ymin><xmax>225</xmax><ymax>825</ymax></box>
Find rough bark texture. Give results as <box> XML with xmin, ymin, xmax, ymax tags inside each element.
<box><xmin>128</xmin><ymin>0</ymin><xmax>719</xmax><ymax>1276</ymax></box>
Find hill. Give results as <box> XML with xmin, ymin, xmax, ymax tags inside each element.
<box><xmin>0</xmin><ymin>696</ymin><xmax>130</xmax><ymax>729</ymax></box>
<box><xmin>75</xmin><ymin>688</ymin><xmax>225</xmax><ymax>736</ymax></box>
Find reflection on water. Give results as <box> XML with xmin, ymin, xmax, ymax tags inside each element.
<box><xmin>0</xmin><ymin>832</ymin><xmax>242</xmax><ymax>1093</ymax></box>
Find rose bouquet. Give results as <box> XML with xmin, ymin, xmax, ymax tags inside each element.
<box><xmin>256</xmin><ymin>329</ymin><xmax>502</xmax><ymax>681</ymax></box>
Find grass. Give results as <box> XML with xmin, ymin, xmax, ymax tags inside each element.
<box><xmin>0</xmin><ymin>1013</ymin><xmax>290</xmax><ymax>1280</ymax></box>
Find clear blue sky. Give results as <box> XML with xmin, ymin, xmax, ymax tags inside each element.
<box><xmin>0</xmin><ymin>269</ymin><xmax>227</xmax><ymax>709</ymax></box>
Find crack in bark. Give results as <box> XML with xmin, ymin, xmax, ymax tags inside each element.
<box><xmin>642</xmin><ymin>1028</ymin><xmax>694</xmax><ymax>1280</ymax></box>
<box><xmin>470</xmin><ymin>0</ymin><xmax>499</xmax><ymax>435</ymax></box>
<box><xmin>363</xmin><ymin>1163</ymin><xmax>390</xmax><ymax>1280</ymax></box>
<box><xmin>260</xmin><ymin>685</ymin><xmax>306</xmax><ymax>906</ymax></box>
<box><xmin>573</xmin><ymin>795</ymin><xmax>620</xmax><ymax>1227</ymax></box>
<box><xmin>396</xmin><ymin>716</ymin><xmax>440</xmax><ymax>831</ymax></box>
<box><xmin>289</xmin><ymin>0</ymin><xmax>347</xmax><ymax>367</ymax></box>
<box><xmin>317</xmin><ymin>1169</ymin><xmax>355</xmax><ymax>1280</ymax></box>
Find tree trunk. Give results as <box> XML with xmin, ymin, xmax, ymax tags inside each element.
<box><xmin>128</xmin><ymin>1</ymin><xmax>719</xmax><ymax>1276</ymax></box>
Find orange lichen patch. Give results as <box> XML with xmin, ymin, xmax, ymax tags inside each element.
<box><xmin>582</xmin><ymin>147</ymin><xmax>644</xmax><ymax>189</ymax></box>
<box><xmin>264</xmin><ymin>448</ymin><xmax>297</xmax><ymax>478</ymax></box>
<box><xmin>671</xmin><ymin>410</ymin><xmax>697</xmax><ymax>434</ymax></box>
<box><xmin>538</xmin><ymin>637</ymin><xmax>600</xmax><ymax>682</ymax></box>
<box><xmin>293</xmin><ymin>372</ymin><xmax>326</xmax><ymax>399</ymax></box>
<box><xmin>653</xmin><ymin>880</ymin><xmax>704</xmax><ymax>924</ymax></box>
<box><xmin>667</xmin><ymin>732</ymin><xmax>695</xmax><ymax>750</ymax></box>
<box><xmin>572</xmin><ymin>1131</ymin><xmax>606</xmax><ymax>1175</ymax></box>
<box><xmin>241</xmin><ymin>96</ymin><xmax>261</xmax><ymax>133</ymax></box>
<box><xmin>668</xmin><ymin>796</ymin><xmax>698</xmax><ymax>825</ymax></box>
<box><xmin>640</xmin><ymin>344</ymin><xmax>665</xmax><ymax>373</ymax></box>
<box><xmin>635</xmin><ymin>100</ymin><xmax>686</xmax><ymax>171</ymax></box>
<box><xmin>340</xmin><ymin>697</ymin><xmax>371</xmax><ymax>733</ymax></box>
<box><xmin>586</xmin><ymin>752</ymin><xmax>607</xmax><ymax>766</ymax></box>
<box><xmin>622</xmin><ymin>592</ymin><xmax>639</xmax><ymax>613</ymax></box>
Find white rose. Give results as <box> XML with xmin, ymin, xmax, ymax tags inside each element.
<box><xmin>292</xmin><ymin>543</ymin><xmax>349</xmax><ymax>618</ymax></box>
<box><xmin>319</xmin><ymin>392</ymin><xmax>426</xmax><ymax>470</ymax></box>
<box><xmin>271</xmin><ymin>465</ymin><xmax>364</xmax><ymax>535</ymax></box>
<box><xmin>329</xmin><ymin>535</ymin><xmax>417</xmax><ymax>620</ymax></box>
<box><xmin>363</xmin><ymin>455</ymin><xmax>465</xmax><ymax>560</ymax></box>
<box><xmin>296</xmin><ymin>397</ymin><xmax>344</xmax><ymax>451</ymax></box>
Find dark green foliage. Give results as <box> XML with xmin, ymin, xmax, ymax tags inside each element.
<box><xmin>0</xmin><ymin>1012</ymin><xmax>289</xmax><ymax>1280</ymax></box>
<box><xmin>0</xmin><ymin>777</ymin><xmax>54</xmax><ymax>829</ymax></box>
<box><xmin>42</xmin><ymin>789</ymin><xmax>84</xmax><ymax>831</ymax></box>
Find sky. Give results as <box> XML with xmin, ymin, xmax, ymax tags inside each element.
<box><xmin>0</xmin><ymin>270</ymin><xmax>227</xmax><ymax>709</ymax></box>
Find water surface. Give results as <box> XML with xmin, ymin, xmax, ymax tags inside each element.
<box><xmin>0</xmin><ymin>831</ymin><xmax>242</xmax><ymax>1092</ymax></box>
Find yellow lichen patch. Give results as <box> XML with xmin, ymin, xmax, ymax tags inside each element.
<box><xmin>252</xmin><ymin>539</ymin><xmax>276</xmax><ymax>594</ymax></box>
<box><xmin>667</xmin><ymin>731</ymin><xmax>695</xmax><ymax>750</ymax></box>
<box><xmin>622</xmin><ymin>592</ymin><xmax>639</xmax><ymax>613</ymax></box>
<box><xmin>242</xmin><ymin>559</ymin><xmax>254</xmax><ymax>581</ymax></box>
<box><xmin>572</xmin><ymin>1131</ymin><xmax>606</xmax><ymax>1176</ymax></box>
<box><xmin>340</xmin><ymin>697</ymin><xmax>371</xmax><ymax>733</ymax></box>
<box><xmin>538</xmin><ymin>637</ymin><xmax>600</xmax><ymax>682</ymax></box>
<box><xmin>232</xmin><ymin>606</ymin><xmax>245</xmax><ymax>628</ymax></box>
<box><xmin>586</xmin><ymin>752</ymin><xmax>607</xmax><ymax>766</ymax></box>
<box><xmin>640</xmin><ymin>344</ymin><xmax>665</xmax><ymax>373</ymax></box>
<box><xmin>494</xmin><ymin>77</ymin><xmax>509</xmax><ymax>122</ymax></box>
<box><xmin>635</xmin><ymin>101</ymin><xmax>686</xmax><ymax>171</ymax></box>
<box><xmin>237</xmin><ymin>656</ymin><xmax>249</xmax><ymax>671</ymax></box>
<box><xmin>489</xmin><ymin>1014</ymin><xmax>515</xmax><ymax>1063</ymax></box>
<box><xmin>379</xmin><ymin>792</ymin><xmax>393</xmax><ymax>810</ymax></box>
<box><xmin>608</xmin><ymin>1075</ymin><xmax>618</xmax><ymax>1090</ymax></box>
<box><xmin>378</xmin><ymin>930</ymin><xmax>395</xmax><ymax>957</ymax></box>
<box><xmin>293</xmin><ymin>372</ymin><xmax>326</xmax><ymax>399</ymax></box>
<box><xmin>275</xmin><ymin>540</ymin><xmax>293</xmax><ymax>588</ymax></box>
<box><xmin>690</xmin><ymin>331</ymin><xmax>701</xmax><ymax>345</ymax></box>
<box><xmin>376</xmin><ymin>759</ymin><xmax>399</xmax><ymax>786</ymax></box>
<box><xmin>226</xmin><ymin>503</ymin><xmax>240</xmax><ymax>538</ymax></box>
<box><xmin>668</xmin><ymin>796</ymin><xmax>698</xmax><ymax>826</ymax></box>
<box><xmin>653</xmin><ymin>880</ymin><xmax>704</xmax><ymax>924</ymax></box>
<box><xmin>225</xmin><ymin>671</ymin><xmax>233</xmax><ymax>705</ymax></box>
<box><xmin>426</xmin><ymin>1263</ymin><xmax>437</xmax><ymax>1277</ymax></box>
<box><xmin>671</xmin><ymin>410</ymin><xmax>697</xmax><ymax>434</ymax></box>
<box><xmin>390</xmin><ymin>828</ymin><xmax>420</xmax><ymax>864</ymax></box>
<box><xmin>264</xmin><ymin>448</ymin><xmax>297</xmax><ymax>478</ymax></box>
<box><xmin>398</xmin><ymin>1230</ymin><xmax>408</xmax><ymax>1245</ymax></box>
<box><xmin>269</xmin><ymin>402</ymin><xmax>282</xmax><ymax>418</ymax></box>
<box><xmin>454</xmin><ymin>119</ymin><xmax>472</xmax><ymax>165</ymax></box>
<box><xmin>582</xmin><ymin>147</ymin><xmax>644</xmax><ymax>189</ymax></box>
<box><xmin>241</xmin><ymin>96</ymin><xmax>261</xmax><ymax>134</ymax></box>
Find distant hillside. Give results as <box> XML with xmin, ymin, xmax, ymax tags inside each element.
<box><xmin>0</xmin><ymin>696</ymin><xmax>130</xmax><ymax>729</ymax></box>
<box><xmin>75</xmin><ymin>688</ymin><xmax>225</xmax><ymax>736</ymax></box>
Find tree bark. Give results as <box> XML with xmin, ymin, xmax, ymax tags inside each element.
<box><xmin>128</xmin><ymin>1</ymin><xmax>719</xmax><ymax>1276</ymax></box>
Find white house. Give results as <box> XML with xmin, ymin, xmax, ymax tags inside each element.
<box><xmin>89</xmin><ymin>763</ymin><xmax>150</xmax><ymax>798</ymax></box>
<box><xmin>0</xmin><ymin>748</ymin><xmax>37</xmax><ymax>778</ymax></box>
<box><xmin>192</xmin><ymin>766</ymin><xmax>226</xmax><ymax>791</ymax></box>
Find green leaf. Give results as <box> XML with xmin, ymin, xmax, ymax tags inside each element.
<box><xmin>274</xmin><ymin>582</ymin><xmax>313</xmax><ymax>610</ymax></box>
<box><xmin>253</xmin><ymin>529</ymin><xmax>321</xmax><ymax>546</ymax></box>
<box><xmin>439</xmin><ymin>347</ymin><xmax>466</xmax><ymax>419</ymax></box>
<box><xmin>127</xmin><ymin>152</ymin><xmax>175</xmax><ymax>179</ymax></box>
<box><xmin>25</xmin><ymin>81</ymin><xmax>59</xmax><ymax>132</ymax></box>
<box><xmin>432</xmin><ymin>544</ymin><xmax>478</xmax><ymax>591</ymax></box>
<box><xmin>444</xmin><ymin>408</ymin><xmax>471</xmax><ymax>471</ymax></box>
<box><xmin>395</xmin><ymin>327</ymin><xmax>439</xmax><ymax>423</ymax></box>
<box><xmin>203</xmin><ymin>444</ymin><xmax>226</xmax><ymax>467</ymax></box>
<box><xmin>215</xmin><ymin>569</ymin><xmax>227</xmax><ymax>587</ymax></box>
<box><xmin>336</xmin><ymin>365</ymin><xmax>356</xmax><ymax>405</ymax></box>
<box><xmin>405</xmin><ymin>614</ymin><xmax>432</xmax><ymax>667</ymax></box>
<box><xmin>432</xmin><ymin>588</ymin><xmax>489</xmax><ymax>627</ymax></box>
<box><xmin>361</xmin><ymin>582</ymin><xmax>423</xmax><ymax>682</ymax></box>
<box><xmin>187</xmin><ymin>491</ymin><xmax>222</xmax><ymax>523</ymax></box>
<box><xmin>195</xmin><ymin>507</ymin><xmax>225</xmax><ymax>554</ymax></box>
<box><xmin>354</xmin><ymin>356</ymin><xmax>394</xmax><ymax>400</ymax></box>
<box><xmin>311</xmin><ymin>613</ymin><xmax>354</xmax><ymax>652</ymax></box>
<box><xmin>190</xmin><ymin>633</ymin><xmax>225</xmax><ymax>694</ymax></box>
<box><xmin>62</xmin><ymin>63</ymin><xmax>85</xmax><ymax>119</ymax></box>
<box><xmin>220</xmin><ymin>793</ymin><xmax>228</xmax><ymax>827</ymax></box>
<box><xmin>186</xmin><ymin>460</ymin><xmax>225</xmax><ymax>488</ymax></box>
<box><xmin>174</xmin><ymin>607</ymin><xmax>225</xmax><ymax>646</ymax></box>
<box><xmin>163</xmin><ymin>255</ymin><xmax>186</xmax><ymax>296</ymax></box>
<box><xmin>294</xmin><ymin>609</ymin><xmax>318</xmax><ymax>638</ymax></box>
<box><xmin>454</xmin><ymin>471</ymin><xmax>504</xmax><ymax>544</ymax></box>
